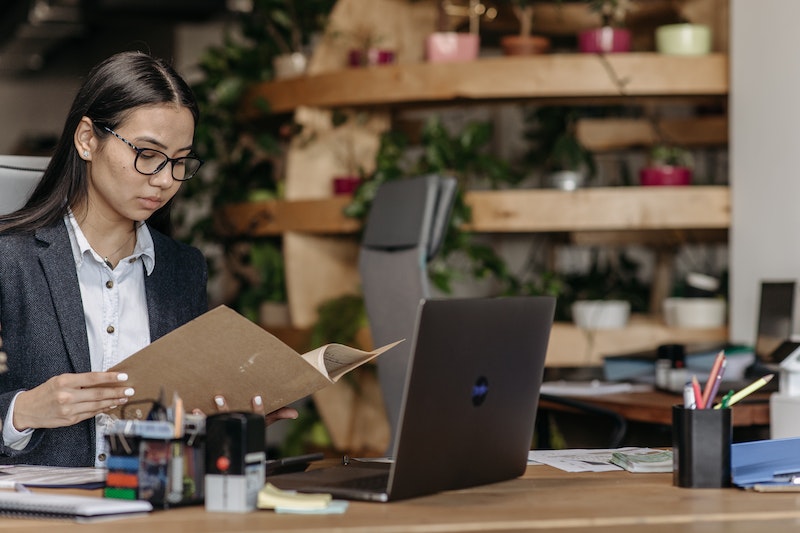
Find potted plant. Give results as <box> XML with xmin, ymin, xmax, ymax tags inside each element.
<box><xmin>341</xmin><ymin>26</ymin><xmax>396</xmax><ymax>67</ymax></box>
<box><xmin>578</xmin><ymin>0</ymin><xmax>633</xmax><ymax>53</ymax></box>
<box><xmin>501</xmin><ymin>1</ymin><xmax>551</xmax><ymax>56</ymax></box>
<box><xmin>563</xmin><ymin>250</ymin><xmax>649</xmax><ymax>329</ymax></box>
<box><xmin>656</xmin><ymin>20</ymin><xmax>712</xmax><ymax>56</ymax></box>
<box><xmin>426</xmin><ymin>0</ymin><xmax>494</xmax><ymax>63</ymax></box>
<box><xmin>639</xmin><ymin>144</ymin><xmax>694</xmax><ymax>186</ymax></box>
<box><xmin>524</xmin><ymin>106</ymin><xmax>596</xmax><ymax>190</ymax></box>
<box><xmin>256</xmin><ymin>0</ymin><xmax>337</xmax><ymax>79</ymax></box>
<box><xmin>227</xmin><ymin>239</ymin><xmax>290</xmax><ymax>327</ymax></box>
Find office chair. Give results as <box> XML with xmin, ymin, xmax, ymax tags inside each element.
<box><xmin>0</xmin><ymin>155</ymin><xmax>49</xmax><ymax>215</ymax></box>
<box><xmin>358</xmin><ymin>174</ymin><xmax>457</xmax><ymax>453</ymax></box>
<box><xmin>535</xmin><ymin>393</ymin><xmax>628</xmax><ymax>449</ymax></box>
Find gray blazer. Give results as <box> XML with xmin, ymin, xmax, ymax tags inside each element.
<box><xmin>0</xmin><ymin>221</ymin><xmax>208</xmax><ymax>466</ymax></box>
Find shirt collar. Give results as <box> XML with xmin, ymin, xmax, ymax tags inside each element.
<box><xmin>64</xmin><ymin>211</ymin><xmax>156</xmax><ymax>275</ymax></box>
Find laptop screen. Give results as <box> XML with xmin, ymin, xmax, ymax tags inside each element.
<box><xmin>754</xmin><ymin>281</ymin><xmax>796</xmax><ymax>364</ymax></box>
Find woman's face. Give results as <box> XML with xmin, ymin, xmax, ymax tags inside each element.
<box><xmin>84</xmin><ymin>104</ymin><xmax>195</xmax><ymax>225</ymax></box>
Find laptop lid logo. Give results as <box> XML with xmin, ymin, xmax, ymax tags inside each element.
<box><xmin>472</xmin><ymin>377</ymin><xmax>489</xmax><ymax>406</ymax></box>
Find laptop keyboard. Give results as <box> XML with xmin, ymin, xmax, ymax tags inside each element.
<box><xmin>335</xmin><ymin>472</ymin><xmax>389</xmax><ymax>491</ymax></box>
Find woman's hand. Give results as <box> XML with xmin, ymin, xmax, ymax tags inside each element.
<box><xmin>13</xmin><ymin>372</ymin><xmax>133</xmax><ymax>431</ymax></box>
<box><xmin>211</xmin><ymin>394</ymin><xmax>298</xmax><ymax>426</ymax></box>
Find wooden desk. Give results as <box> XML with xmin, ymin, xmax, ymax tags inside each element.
<box><xmin>8</xmin><ymin>465</ymin><xmax>800</xmax><ymax>532</ymax></box>
<box><xmin>540</xmin><ymin>389</ymin><xmax>771</xmax><ymax>427</ymax></box>
<box><xmin>538</xmin><ymin>391</ymin><xmax>770</xmax><ymax>448</ymax></box>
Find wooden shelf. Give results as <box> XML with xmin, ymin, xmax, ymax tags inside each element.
<box><xmin>265</xmin><ymin>317</ymin><xmax>726</xmax><ymax>369</ymax></box>
<box><xmin>215</xmin><ymin>186</ymin><xmax>730</xmax><ymax>238</ymax></box>
<box><xmin>547</xmin><ymin>315</ymin><xmax>728</xmax><ymax>367</ymax></box>
<box><xmin>241</xmin><ymin>53</ymin><xmax>728</xmax><ymax>116</ymax></box>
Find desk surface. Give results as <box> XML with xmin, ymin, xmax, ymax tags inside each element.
<box><xmin>540</xmin><ymin>389</ymin><xmax>771</xmax><ymax>427</ymax></box>
<box><xmin>6</xmin><ymin>464</ymin><xmax>800</xmax><ymax>532</ymax></box>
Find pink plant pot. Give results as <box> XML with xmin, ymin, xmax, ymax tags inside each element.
<box><xmin>348</xmin><ymin>48</ymin><xmax>396</xmax><ymax>68</ymax></box>
<box><xmin>639</xmin><ymin>166</ymin><xmax>692</xmax><ymax>186</ymax></box>
<box><xmin>425</xmin><ymin>32</ymin><xmax>480</xmax><ymax>63</ymax></box>
<box><xmin>332</xmin><ymin>175</ymin><xmax>362</xmax><ymax>195</ymax></box>
<box><xmin>578</xmin><ymin>27</ymin><xmax>632</xmax><ymax>53</ymax></box>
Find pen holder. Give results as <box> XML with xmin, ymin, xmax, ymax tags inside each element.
<box><xmin>672</xmin><ymin>405</ymin><xmax>732</xmax><ymax>488</ymax></box>
<box><xmin>104</xmin><ymin>423</ymin><xmax>206</xmax><ymax>508</ymax></box>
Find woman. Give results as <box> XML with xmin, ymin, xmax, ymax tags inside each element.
<box><xmin>0</xmin><ymin>51</ymin><xmax>294</xmax><ymax>467</ymax></box>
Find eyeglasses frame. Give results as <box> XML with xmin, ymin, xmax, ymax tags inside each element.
<box><xmin>101</xmin><ymin>126</ymin><xmax>203</xmax><ymax>182</ymax></box>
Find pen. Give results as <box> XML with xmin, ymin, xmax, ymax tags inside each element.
<box><xmin>701</xmin><ymin>351</ymin><xmax>725</xmax><ymax>408</ymax></box>
<box><xmin>719</xmin><ymin>390</ymin><xmax>734</xmax><ymax>409</ymax></box>
<box><xmin>691</xmin><ymin>375</ymin><xmax>705</xmax><ymax>409</ymax></box>
<box><xmin>714</xmin><ymin>374</ymin><xmax>774</xmax><ymax>409</ymax></box>
<box><xmin>683</xmin><ymin>382</ymin><xmax>696</xmax><ymax>409</ymax></box>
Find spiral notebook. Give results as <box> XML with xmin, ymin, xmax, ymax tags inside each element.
<box><xmin>0</xmin><ymin>491</ymin><xmax>152</xmax><ymax>522</ymax></box>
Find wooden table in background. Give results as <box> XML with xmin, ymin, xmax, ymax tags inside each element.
<box><xmin>539</xmin><ymin>389</ymin><xmax>770</xmax><ymax>427</ymax></box>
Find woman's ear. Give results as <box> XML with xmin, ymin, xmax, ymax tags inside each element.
<box><xmin>74</xmin><ymin>116</ymin><xmax>96</xmax><ymax>160</ymax></box>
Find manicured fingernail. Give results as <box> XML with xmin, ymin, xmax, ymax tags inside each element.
<box><xmin>124</xmin><ymin>388</ymin><xmax>135</xmax><ymax>397</ymax></box>
<box><xmin>214</xmin><ymin>396</ymin><xmax>225</xmax><ymax>407</ymax></box>
<box><xmin>117</xmin><ymin>373</ymin><xmax>128</xmax><ymax>381</ymax></box>
<box><xmin>253</xmin><ymin>395</ymin><xmax>263</xmax><ymax>407</ymax></box>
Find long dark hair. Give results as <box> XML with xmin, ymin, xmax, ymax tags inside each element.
<box><xmin>0</xmin><ymin>51</ymin><xmax>199</xmax><ymax>235</ymax></box>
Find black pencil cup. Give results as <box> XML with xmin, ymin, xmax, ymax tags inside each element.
<box><xmin>672</xmin><ymin>405</ymin><xmax>732</xmax><ymax>488</ymax></box>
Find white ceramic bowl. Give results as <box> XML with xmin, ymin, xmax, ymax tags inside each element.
<box><xmin>663</xmin><ymin>297</ymin><xmax>726</xmax><ymax>328</ymax></box>
<box><xmin>571</xmin><ymin>300</ymin><xmax>630</xmax><ymax>330</ymax></box>
<box><xmin>656</xmin><ymin>23</ymin><xmax>711</xmax><ymax>56</ymax></box>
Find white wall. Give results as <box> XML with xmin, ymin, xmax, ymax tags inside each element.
<box><xmin>730</xmin><ymin>0</ymin><xmax>800</xmax><ymax>344</ymax></box>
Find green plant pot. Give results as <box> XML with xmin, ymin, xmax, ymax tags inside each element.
<box><xmin>656</xmin><ymin>24</ymin><xmax>711</xmax><ymax>56</ymax></box>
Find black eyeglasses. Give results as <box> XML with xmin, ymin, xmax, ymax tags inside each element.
<box><xmin>102</xmin><ymin>126</ymin><xmax>203</xmax><ymax>181</ymax></box>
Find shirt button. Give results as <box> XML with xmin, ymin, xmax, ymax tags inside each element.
<box><xmin>106</xmin><ymin>325</ymin><xmax>115</xmax><ymax>334</ymax></box>
<box><xmin>106</xmin><ymin>280</ymin><xmax>114</xmax><ymax>289</ymax></box>
<box><xmin>98</xmin><ymin>453</ymin><xmax>106</xmax><ymax>462</ymax></box>
<box><xmin>128</xmin><ymin>257</ymin><xmax>137</xmax><ymax>263</ymax></box>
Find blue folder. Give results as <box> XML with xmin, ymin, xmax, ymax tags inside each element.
<box><xmin>731</xmin><ymin>437</ymin><xmax>800</xmax><ymax>487</ymax></box>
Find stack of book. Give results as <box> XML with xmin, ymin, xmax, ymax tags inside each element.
<box><xmin>610</xmin><ymin>449</ymin><xmax>673</xmax><ymax>473</ymax></box>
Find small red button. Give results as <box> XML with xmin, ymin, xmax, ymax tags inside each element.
<box><xmin>216</xmin><ymin>456</ymin><xmax>230</xmax><ymax>472</ymax></box>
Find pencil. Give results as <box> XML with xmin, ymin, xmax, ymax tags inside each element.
<box><xmin>691</xmin><ymin>375</ymin><xmax>705</xmax><ymax>409</ymax></box>
<box><xmin>705</xmin><ymin>358</ymin><xmax>727</xmax><ymax>407</ymax></box>
<box><xmin>701</xmin><ymin>350</ymin><xmax>725</xmax><ymax>408</ymax></box>
<box><xmin>714</xmin><ymin>374</ymin><xmax>774</xmax><ymax>409</ymax></box>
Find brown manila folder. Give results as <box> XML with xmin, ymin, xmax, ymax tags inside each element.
<box><xmin>106</xmin><ymin>305</ymin><xmax>401</xmax><ymax>419</ymax></box>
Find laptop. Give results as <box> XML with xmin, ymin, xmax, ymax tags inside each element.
<box><xmin>0</xmin><ymin>155</ymin><xmax>48</xmax><ymax>215</ymax></box>
<box><xmin>269</xmin><ymin>296</ymin><xmax>556</xmax><ymax>502</ymax></box>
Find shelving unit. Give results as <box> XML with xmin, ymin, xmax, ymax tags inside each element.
<box><xmin>222</xmin><ymin>52</ymin><xmax>731</xmax><ymax>367</ymax></box>
<box><xmin>216</xmin><ymin>186</ymin><xmax>730</xmax><ymax>237</ymax></box>
<box><xmin>241</xmin><ymin>53</ymin><xmax>728</xmax><ymax>115</ymax></box>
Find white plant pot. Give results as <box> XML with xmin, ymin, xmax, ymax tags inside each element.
<box><xmin>273</xmin><ymin>52</ymin><xmax>308</xmax><ymax>80</ymax></box>
<box><xmin>571</xmin><ymin>300</ymin><xmax>630</xmax><ymax>330</ymax></box>
<box><xmin>663</xmin><ymin>297</ymin><xmax>726</xmax><ymax>328</ymax></box>
<box><xmin>549</xmin><ymin>170</ymin><xmax>585</xmax><ymax>191</ymax></box>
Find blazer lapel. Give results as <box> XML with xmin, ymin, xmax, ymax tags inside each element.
<box><xmin>36</xmin><ymin>224</ymin><xmax>92</xmax><ymax>374</ymax></box>
<box><xmin>145</xmin><ymin>233</ymin><xmax>171</xmax><ymax>341</ymax></box>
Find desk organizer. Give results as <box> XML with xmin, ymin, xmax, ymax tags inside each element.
<box><xmin>672</xmin><ymin>405</ymin><xmax>732</xmax><ymax>488</ymax></box>
<box><xmin>104</xmin><ymin>418</ymin><xmax>206</xmax><ymax>508</ymax></box>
